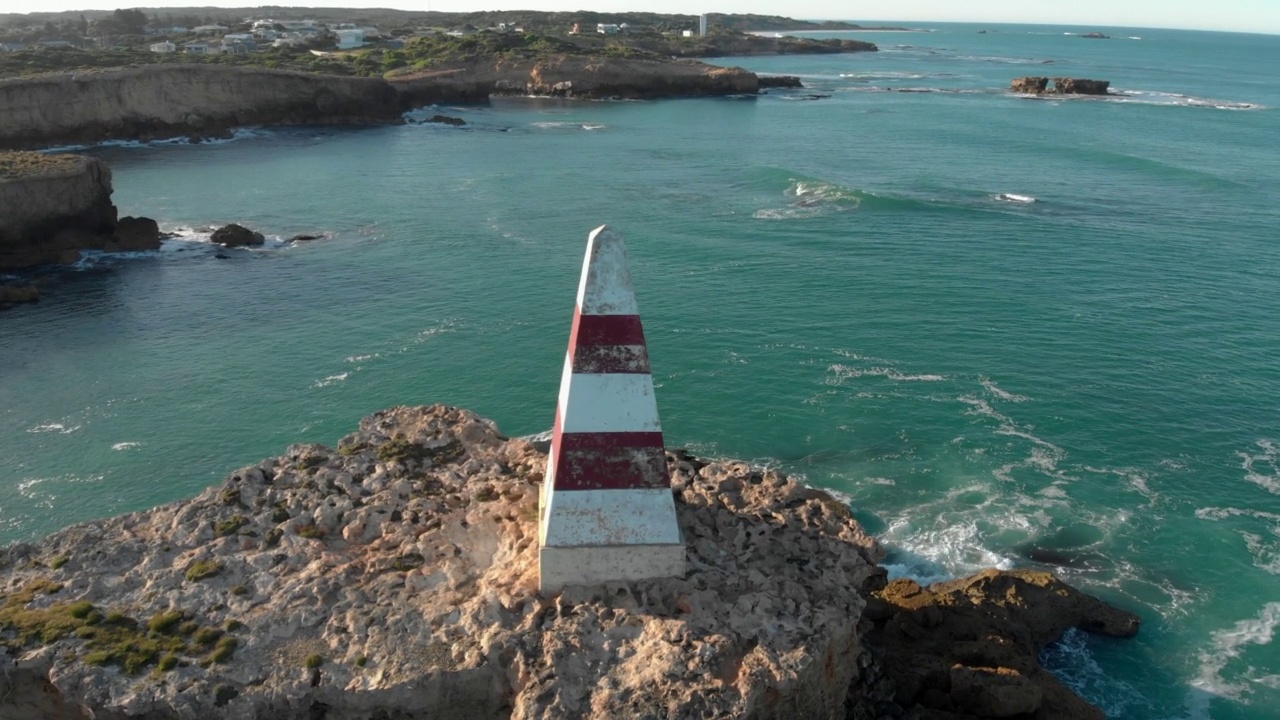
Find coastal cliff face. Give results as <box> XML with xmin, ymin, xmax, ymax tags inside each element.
<box><xmin>0</xmin><ymin>153</ymin><xmax>115</xmax><ymax>269</ymax></box>
<box><xmin>391</xmin><ymin>55</ymin><xmax>758</xmax><ymax>105</ymax></box>
<box><xmin>0</xmin><ymin>65</ymin><xmax>405</xmax><ymax>150</ymax></box>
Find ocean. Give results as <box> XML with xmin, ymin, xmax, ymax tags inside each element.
<box><xmin>2</xmin><ymin>21</ymin><xmax>1278</xmax><ymax>718</ymax></box>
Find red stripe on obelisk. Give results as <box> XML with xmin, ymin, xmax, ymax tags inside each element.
<box><xmin>568</xmin><ymin>309</ymin><xmax>651</xmax><ymax>374</ymax></box>
<box><xmin>549</xmin><ymin>412</ymin><xmax>670</xmax><ymax>491</ymax></box>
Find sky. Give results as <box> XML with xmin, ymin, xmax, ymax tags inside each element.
<box><xmin>1</xmin><ymin>0</ymin><xmax>1278</xmax><ymax>35</ymax></box>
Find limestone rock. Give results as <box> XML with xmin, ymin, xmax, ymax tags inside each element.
<box><xmin>852</xmin><ymin>569</ymin><xmax>1139</xmax><ymax>719</ymax></box>
<box><xmin>1010</xmin><ymin>76</ymin><xmax>1049</xmax><ymax>94</ymax></box>
<box><xmin>211</xmin><ymin>223</ymin><xmax>265</xmax><ymax>248</ymax></box>
<box><xmin>0</xmin><ymin>152</ymin><xmax>116</xmax><ymax>270</ymax></box>
<box><xmin>111</xmin><ymin>216</ymin><xmax>162</xmax><ymax>252</ymax></box>
<box><xmin>0</xmin><ymin>66</ymin><xmax>405</xmax><ymax>151</ymax></box>
<box><xmin>0</xmin><ymin>405</ymin><xmax>884</xmax><ymax>720</ymax></box>
<box><xmin>426</xmin><ymin>114</ymin><xmax>467</xmax><ymax>126</ymax></box>
<box><xmin>1052</xmin><ymin>77</ymin><xmax>1111</xmax><ymax>95</ymax></box>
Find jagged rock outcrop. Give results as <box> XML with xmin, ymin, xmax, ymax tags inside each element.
<box><xmin>1010</xmin><ymin>76</ymin><xmax>1049</xmax><ymax>94</ymax></box>
<box><xmin>851</xmin><ymin>570</ymin><xmax>1140</xmax><ymax>719</ymax></box>
<box><xmin>0</xmin><ymin>65</ymin><xmax>405</xmax><ymax>151</ymax></box>
<box><xmin>391</xmin><ymin>55</ymin><xmax>758</xmax><ymax>105</ymax></box>
<box><xmin>1010</xmin><ymin>77</ymin><xmax>1111</xmax><ymax>95</ymax></box>
<box><xmin>211</xmin><ymin>224</ymin><xmax>265</xmax><ymax>248</ymax></box>
<box><xmin>0</xmin><ymin>151</ymin><xmax>162</xmax><ymax>270</ymax></box>
<box><xmin>758</xmin><ymin>75</ymin><xmax>804</xmax><ymax>89</ymax></box>
<box><xmin>0</xmin><ymin>405</ymin><xmax>884</xmax><ymax>720</ymax></box>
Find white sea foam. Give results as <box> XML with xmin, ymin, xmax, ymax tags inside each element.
<box><xmin>880</xmin><ymin>514</ymin><xmax>1017</xmax><ymax>585</ymax></box>
<box><xmin>827</xmin><ymin>364</ymin><xmax>945</xmax><ymax>382</ymax></box>
<box><xmin>312</xmin><ymin>373</ymin><xmax>349</xmax><ymax>388</ymax></box>
<box><xmin>27</xmin><ymin>422</ymin><xmax>80</xmax><ymax>434</ymax></box>
<box><xmin>1197</xmin><ymin>507</ymin><xmax>1280</xmax><ymax>523</ymax></box>
<box><xmin>754</xmin><ymin>180</ymin><xmax>862</xmax><ymax>220</ymax></box>
<box><xmin>111</xmin><ymin>442</ymin><xmax>141</xmax><ymax>451</ymax></box>
<box><xmin>1241</xmin><ymin>533</ymin><xmax>1280</xmax><ymax>575</ymax></box>
<box><xmin>1189</xmin><ymin>602</ymin><xmax>1280</xmax><ymax>707</ymax></box>
<box><xmin>531</xmin><ymin>121</ymin><xmax>607</xmax><ymax>131</ymax></box>
<box><xmin>980</xmin><ymin>377</ymin><xmax>1028</xmax><ymax>402</ymax></box>
<box><xmin>992</xmin><ymin>192</ymin><xmax>1037</xmax><ymax>204</ymax></box>
<box><xmin>1239</xmin><ymin>440</ymin><xmax>1280</xmax><ymax>495</ymax></box>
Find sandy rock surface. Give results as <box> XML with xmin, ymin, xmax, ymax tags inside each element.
<box><xmin>0</xmin><ymin>405</ymin><xmax>884</xmax><ymax>720</ymax></box>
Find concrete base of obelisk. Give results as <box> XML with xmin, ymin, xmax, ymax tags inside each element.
<box><xmin>539</xmin><ymin>542</ymin><xmax>686</xmax><ymax>593</ymax></box>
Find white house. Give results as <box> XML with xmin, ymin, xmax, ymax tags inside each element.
<box><xmin>149</xmin><ymin>41</ymin><xmax>176</xmax><ymax>53</ymax></box>
<box><xmin>597</xmin><ymin>23</ymin><xmax>620</xmax><ymax>34</ymax></box>
<box><xmin>193</xmin><ymin>25</ymin><xmax>229</xmax><ymax>34</ymax></box>
<box><xmin>223</xmin><ymin>33</ymin><xmax>252</xmax><ymax>42</ymax></box>
<box><xmin>183</xmin><ymin>40</ymin><xmax>219</xmax><ymax>54</ymax></box>
<box><xmin>335</xmin><ymin>29</ymin><xmax>365</xmax><ymax>49</ymax></box>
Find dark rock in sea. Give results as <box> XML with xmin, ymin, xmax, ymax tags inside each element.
<box><xmin>1081</xmin><ymin>32</ymin><xmax>1111</xmax><ymax>39</ymax></box>
<box><xmin>758</xmin><ymin>75</ymin><xmax>803</xmax><ymax>89</ymax></box>
<box><xmin>853</xmin><ymin>568</ymin><xmax>1140</xmax><ymax>720</ymax></box>
<box><xmin>797</xmin><ymin>94</ymin><xmax>831</xmax><ymax>101</ymax></box>
<box><xmin>211</xmin><ymin>223</ymin><xmax>265</xmax><ymax>248</ymax></box>
<box><xmin>214</xmin><ymin>253</ymin><xmax>231</xmax><ymax>259</ymax></box>
<box><xmin>1011</xmin><ymin>76</ymin><xmax>1050</xmax><ymax>94</ymax></box>
<box><xmin>1010</xmin><ymin>76</ymin><xmax>1111</xmax><ymax>96</ymax></box>
<box><xmin>289</xmin><ymin>234</ymin><xmax>323</xmax><ymax>242</ymax></box>
<box><xmin>0</xmin><ymin>282</ymin><xmax>39</xmax><ymax>309</ymax></box>
<box><xmin>111</xmin><ymin>216</ymin><xmax>162</xmax><ymax>252</ymax></box>
<box><xmin>425</xmin><ymin>114</ymin><xmax>467</xmax><ymax>126</ymax></box>
<box><xmin>1052</xmin><ymin>77</ymin><xmax>1111</xmax><ymax>95</ymax></box>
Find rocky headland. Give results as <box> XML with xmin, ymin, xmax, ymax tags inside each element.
<box><xmin>1010</xmin><ymin>77</ymin><xmax>1112</xmax><ymax>96</ymax></box>
<box><xmin>0</xmin><ymin>151</ymin><xmax>160</xmax><ymax>273</ymax></box>
<box><xmin>0</xmin><ymin>405</ymin><xmax>1140</xmax><ymax>719</ymax></box>
<box><xmin>0</xmin><ymin>65</ymin><xmax>405</xmax><ymax>151</ymax></box>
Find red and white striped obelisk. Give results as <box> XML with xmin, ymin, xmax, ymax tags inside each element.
<box><xmin>538</xmin><ymin>225</ymin><xmax>685</xmax><ymax>592</ymax></box>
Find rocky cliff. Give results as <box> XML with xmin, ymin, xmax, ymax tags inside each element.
<box><xmin>0</xmin><ymin>151</ymin><xmax>164</xmax><ymax>271</ymax></box>
<box><xmin>0</xmin><ymin>65</ymin><xmax>405</xmax><ymax>150</ymax></box>
<box><xmin>0</xmin><ymin>405</ymin><xmax>1138</xmax><ymax>719</ymax></box>
<box><xmin>391</xmin><ymin>55</ymin><xmax>759</xmax><ymax>106</ymax></box>
<box><xmin>1010</xmin><ymin>76</ymin><xmax>1112</xmax><ymax>95</ymax></box>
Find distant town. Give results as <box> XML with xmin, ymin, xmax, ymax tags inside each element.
<box><xmin>0</xmin><ymin>8</ymin><xmax>797</xmax><ymax>57</ymax></box>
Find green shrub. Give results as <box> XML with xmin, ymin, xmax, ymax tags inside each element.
<box><xmin>184</xmin><ymin>560</ymin><xmax>223</xmax><ymax>582</ymax></box>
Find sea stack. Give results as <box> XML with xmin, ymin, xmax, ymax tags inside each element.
<box><xmin>538</xmin><ymin>225</ymin><xmax>685</xmax><ymax>592</ymax></box>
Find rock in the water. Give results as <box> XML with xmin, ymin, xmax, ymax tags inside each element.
<box><xmin>0</xmin><ymin>152</ymin><xmax>116</xmax><ymax>270</ymax></box>
<box><xmin>758</xmin><ymin>75</ymin><xmax>803</xmax><ymax>89</ymax></box>
<box><xmin>289</xmin><ymin>234</ymin><xmax>322</xmax><ymax>242</ymax></box>
<box><xmin>211</xmin><ymin>223</ymin><xmax>265</xmax><ymax>247</ymax></box>
<box><xmin>426</xmin><ymin>114</ymin><xmax>466</xmax><ymax>126</ymax></box>
<box><xmin>111</xmin><ymin>216</ymin><xmax>162</xmax><ymax>252</ymax></box>
<box><xmin>1011</xmin><ymin>76</ymin><xmax>1110</xmax><ymax>95</ymax></box>
<box><xmin>1081</xmin><ymin>32</ymin><xmax>1110</xmax><ymax>39</ymax></box>
<box><xmin>852</xmin><ymin>568</ymin><xmax>1140</xmax><ymax>720</ymax></box>
<box><xmin>1010</xmin><ymin>76</ymin><xmax>1049</xmax><ymax>94</ymax></box>
<box><xmin>0</xmin><ymin>283</ymin><xmax>38</xmax><ymax>309</ymax></box>
<box><xmin>1053</xmin><ymin>77</ymin><xmax>1111</xmax><ymax>95</ymax></box>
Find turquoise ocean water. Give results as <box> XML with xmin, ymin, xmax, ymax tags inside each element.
<box><xmin>3</xmin><ymin>22</ymin><xmax>1279</xmax><ymax>718</ymax></box>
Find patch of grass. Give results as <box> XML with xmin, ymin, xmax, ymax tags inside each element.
<box><xmin>157</xmin><ymin>653</ymin><xmax>179</xmax><ymax>671</ymax></box>
<box><xmin>210</xmin><ymin>636</ymin><xmax>237</xmax><ymax>663</ymax></box>
<box><xmin>304</xmin><ymin>653</ymin><xmax>324</xmax><ymax>669</ymax></box>
<box><xmin>0</xmin><ymin>151</ymin><xmax>83</xmax><ymax>180</ymax></box>
<box><xmin>393</xmin><ymin>553</ymin><xmax>425</xmax><ymax>572</ymax></box>
<box><xmin>355</xmin><ymin>655</ymin><xmax>368</xmax><ymax>667</ymax></box>
<box><xmin>184</xmin><ymin>560</ymin><xmax>223</xmax><ymax>582</ymax></box>
<box><xmin>147</xmin><ymin>610</ymin><xmax>184</xmax><ymax>634</ymax></box>
<box><xmin>225</xmin><ymin>619</ymin><xmax>244</xmax><ymax>632</ymax></box>
<box><xmin>0</xmin><ymin>579</ymin><xmax>184</xmax><ymax>675</ymax></box>
<box><xmin>49</xmin><ymin>555</ymin><xmax>69</xmax><ymax>570</ymax></box>
<box><xmin>337</xmin><ymin>441</ymin><xmax>366</xmax><ymax>456</ymax></box>
<box><xmin>192</xmin><ymin>626</ymin><xmax>223</xmax><ymax>646</ymax></box>
<box><xmin>231</xmin><ymin>585</ymin><xmax>249</xmax><ymax>597</ymax></box>
<box><xmin>475</xmin><ymin>485</ymin><xmax>499</xmax><ymax>502</ymax></box>
<box><xmin>219</xmin><ymin>488</ymin><xmax>241</xmax><ymax>506</ymax></box>
<box><xmin>271</xmin><ymin>506</ymin><xmax>290</xmax><ymax>523</ymax></box>
<box><xmin>215</xmin><ymin>515</ymin><xmax>247</xmax><ymax>537</ymax></box>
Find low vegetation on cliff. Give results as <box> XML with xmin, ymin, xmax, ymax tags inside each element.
<box><xmin>0</xmin><ymin>150</ymin><xmax>82</xmax><ymax>179</ymax></box>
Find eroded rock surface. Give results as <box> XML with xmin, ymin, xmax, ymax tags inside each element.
<box><xmin>853</xmin><ymin>569</ymin><xmax>1140</xmax><ymax>719</ymax></box>
<box><xmin>0</xmin><ymin>405</ymin><xmax>884</xmax><ymax>720</ymax></box>
<box><xmin>1010</xmin><ymin>77</ymin><xmax>1111</xmax><ymax>95</ymax></box>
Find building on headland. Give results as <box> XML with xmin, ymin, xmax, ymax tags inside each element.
<box><xmin>597</xmin><ymin>23</ymin><xmax>620</xmax><ymax>34</ymax></box>
<box><xmin>699</xmin><ymin>14</ymin><xmax>708</xmax><ymax>36</ymax></box>
<box><xmin>193</xmin><ymin>25</ymin><xmax>229</xmax><ymax>35</ymax></box>
<box><xmin>335</xmin><ymin>29</ymin><xmax>366</xmax><ymax>49</ymax></box>
<box><xmin>149</xmin><ymin>41</ymin><xmax>176</xmax><ymax>53</ymax></box>
<box><xmin>182</xmin><ymin>40</ymin><xmax>218</xmax><ymax>54</ymax></box>
<box><xmin>0</xmin><ymin>42</ymin><xmax>26</xmax><ymax>52</ymax></box>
